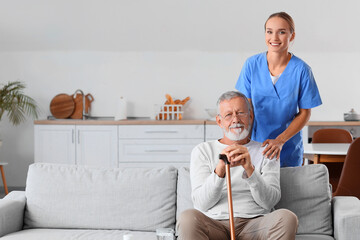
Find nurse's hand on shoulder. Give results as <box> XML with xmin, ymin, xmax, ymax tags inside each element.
<box><xmin>262</xmin><ymin>138</ymin><xmax>284</xmax><ymax>160</ymax></box>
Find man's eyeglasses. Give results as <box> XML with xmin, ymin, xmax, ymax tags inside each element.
<box><xmin>219</xmin><ymin>111</ymin><xmax>249</xmax><ymax>121</ymax></box>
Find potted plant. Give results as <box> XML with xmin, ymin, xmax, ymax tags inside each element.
<box><xmin>0</xmin><ymin>81</ymin><xmax>39</xmax><ymax>127</ymax></box>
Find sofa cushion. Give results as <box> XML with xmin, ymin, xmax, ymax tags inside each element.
<box><xmin>295</xmin><ymin>234</ymin><xmax>334</xmax><ymax>240</ymax></box>
<box><xmin>332</xmin><ymin>196</ymin><xmax>360</xmax><ymax>240</ymax></box>
<box><xmin>24</xmin><ymin>163</ymin><xmax>177</xmax><ymax>231</ymax></box>
<box><xmin>275</xmin><ymin>164</ymin><xmax>333</xmax><ymax>235</ymax></box>
<box><xmin>0</xmin><ymin>229</ymin><xmax>157</xmax><ymax>240</ymax></box>
<box><xmin>176</xmin><ymin>167</ymin><xmax>193</xmax><ymax>221</ymax></box>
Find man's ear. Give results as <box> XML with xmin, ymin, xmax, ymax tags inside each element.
<box><xmin>216</xmin><ymin>114</ymin><xmax>223</xmax><ymax>128</ymax></box>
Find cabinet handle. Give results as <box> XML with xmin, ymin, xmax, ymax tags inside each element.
<box><xmin>144</xmin><ymin>131</ymin><xmax>178</xmax><ymax>134</ymax></box>
<box><xmin>145</xmin><ymin>150</ymin><xmax>179</xmax><ymax>153</ymax></box>
<box><xmin>78</xmin><ymin>130</ymin><xmax>80</xmax><ymax>144</ymax></box>
<box><xmin>72</xmin><ymin>129</ymin><xmax>75</xmax><ymax>144</ymax></box>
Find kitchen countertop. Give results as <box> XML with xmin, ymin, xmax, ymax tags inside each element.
<box><xmin>34</xmin><ymin>119</ymin><xmax>207</xmax><ymax>125</ymax></box>
<box><xmin>306</xmin><ymin>121</ymin><xmax>360</xmax><ymax>126</ymax></box>
<box><xmin>34</xmin><ymin>119</ymin><xmax>360</xmax><ymax>126</ymax></box>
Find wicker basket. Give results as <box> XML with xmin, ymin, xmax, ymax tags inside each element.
<box><xmin>155</xmin><ymin>104</ymin><xmax>183</xmax><ymax>120</ymax></box>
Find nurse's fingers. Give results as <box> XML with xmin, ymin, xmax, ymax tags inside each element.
<box><xmin>269</xmin><ymin>147</ymin><xmax>280</xmax><ymax>159</ymax></box>
<box><xmin>262</xmin><ymin>143</ymin><xmax>273</xmax><ymax>155</ymax></box>
<box><xmin>264</xmin><ymin>145</ymin><xmax>279</xmax><ymax>159</ymax></box>
<box><xmin>262</xmin><ymin>139</ymin><xmax>270</xmax><ymax>147</ymax></box>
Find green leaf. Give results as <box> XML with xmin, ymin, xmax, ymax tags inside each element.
<box><xmin>0</xmin><ymin>81</ymin><xmax>40</xmax><ymax>126</ymax></box>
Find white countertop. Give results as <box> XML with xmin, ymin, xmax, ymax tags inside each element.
<box><xmin>303</xmin><ymin>143</ymin><xmax>350</xmax><ymax>155</ymax></box>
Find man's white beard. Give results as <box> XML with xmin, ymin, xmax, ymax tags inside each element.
<box><xmin>222</xmin><ymin>123</ymin><xmax>251</xmax><ymax>141</ymax></box>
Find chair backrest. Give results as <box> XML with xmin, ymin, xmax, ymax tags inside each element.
<box><xmin>312</xmin><ymin>128</ymin><xmax>353</xmax><ymax>143</ymax></box>
<box><xmin>333</xmin><ymin>137</ymin><xmax>360</xmax><ymax>198</ymax></box>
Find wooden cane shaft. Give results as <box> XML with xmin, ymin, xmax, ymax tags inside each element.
<box><xmin>225</xmin><ymin>164</ymin><xmax>236</xmax><ymax>240</ymax></box>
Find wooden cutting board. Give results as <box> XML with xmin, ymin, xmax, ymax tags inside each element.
<box><xmin>50</xmin><ymin>94</ymin><xmax>75</xmax><ymax>119</ymax></box>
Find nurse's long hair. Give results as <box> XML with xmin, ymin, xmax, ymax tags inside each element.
<box><xmin>216</xmin><ymin>91</ymin><xmax>253</xmax><ymax>141</ymax></box>
<box><xmin>264</xmin><ymin>12</ymin><xmax>295</xmax><ymax>34</ymax></box>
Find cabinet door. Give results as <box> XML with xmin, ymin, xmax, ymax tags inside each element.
<box><xmin>76</xmin><ymin>125</ymin><xmax>118</xmax><ymax>168</ymax></box>
<box><xmin>34</xmin><ymin>125</ymin><xmax>76</xmax><ymax>164</ymax></box>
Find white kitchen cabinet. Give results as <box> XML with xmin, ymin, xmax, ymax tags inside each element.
<box><xmin>34</xmin><ymin>125</ymin><xmax>76</xmax><ymax>164</ymax></box>
<box><xmin>34</xmin><ymin>125</ymin><xmax>118</xmax><ymax>167</ymax></box>
<box><xmin>118</xmin><ymin>125</ymin><xmax>204</xmax><ymax>167</ymax></box>
<box><xmin>75</xmin><ymin>125</ymin><xmax>118</xmax><ymax>167</ymax></box>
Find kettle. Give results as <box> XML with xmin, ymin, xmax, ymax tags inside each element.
<box><xmin>344</xmin><ymin>108</ymin><xmax>360</xmax><ymax>121</ymax></box>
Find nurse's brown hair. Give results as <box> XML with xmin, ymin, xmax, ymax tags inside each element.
<box><xmin>265</xmin><ymin>12</ymin><xmax>295</xmax><ymax>34</ymax></box>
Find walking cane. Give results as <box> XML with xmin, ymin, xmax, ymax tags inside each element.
<box><xmin>219</xmin><ymin>154</ymin><xmax>236</xmax><ymax>240</ymax></box>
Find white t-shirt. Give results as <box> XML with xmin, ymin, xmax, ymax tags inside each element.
<box><xmin>270</xmin><ymin>73</ymin><xmax>281</xmax><ymax>85</ymax></box>
<box><xmin>190</xmin><ymin>140</ymin><xmax>280</xmax><ymax>219</ymax></box>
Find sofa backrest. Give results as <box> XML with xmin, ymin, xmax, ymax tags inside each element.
<box><xmin>176</xmin><ymin>164</ymin><xmax>333</xmax><ymax>236</ymax></box>
<box><xmin>176</xmin><ymin>167</ymin><xmax>193</xmax><ymax>221</ymax></box>
<box><xmin>275</xmin><ymin>164</ymin><xmax>333</xmax><ymax>235</ymax></box>
<box><xmin>24</xmin><ymin>163</ymin><xmax>178</xmax><ymax>231</ymax></box>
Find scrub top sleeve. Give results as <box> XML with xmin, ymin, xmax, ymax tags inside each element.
<box><xmin>235</xmin><ymin>59</ymin><xmax>252</xmax><ymax>99</ymax></box>
<box><xmin>298</xmin><ymin>66</ymin><xmax>322</xmax><ymax>109</ymax></box>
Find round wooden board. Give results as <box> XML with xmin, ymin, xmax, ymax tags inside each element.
<box><xmin>50</xmin><ymin>94</ymin><xmax>75</xmax><ymax>119</ymax></box>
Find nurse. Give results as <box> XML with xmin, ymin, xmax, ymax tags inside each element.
<box><xmin>235</xmin><ymin>12</ymin><xmax>322</xmax><ymax>167</ymax></box>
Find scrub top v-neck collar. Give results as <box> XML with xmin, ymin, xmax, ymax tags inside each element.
<box><xmin>262</xmin><ymin>52</ymin><xmax>293</xmax><ymax>99</ymax></box>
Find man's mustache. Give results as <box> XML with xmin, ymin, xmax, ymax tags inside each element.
<box><xmin>229</xmin><ymin>124</ymin><xmax>244</xmax><ymax>129</ymax></box>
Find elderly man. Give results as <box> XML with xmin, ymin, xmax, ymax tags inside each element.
<box><xmin>177</xmin><ymin>91</ymin><xmax>298</xmax><ymax>240</ymax></box>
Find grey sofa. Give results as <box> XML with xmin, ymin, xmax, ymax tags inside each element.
<box><xmin>0</xmin><ymin>163</ymin><xmax>359</xmax><ymax>240</ymax></box>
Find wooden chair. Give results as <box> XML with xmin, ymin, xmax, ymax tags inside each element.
<box><xmin>0</xmin><ymin>162</ymin><xmax>8</xmax><ymax>195</ymax></box>
<box><xmin>333</xmin><ymin>137</ymin><xmax>360</xmax><ymax>198</ymax></box>
<box><xmin>311</xmin><ymin>128</ymin><xmax>353</xmax><ymax>163</ymax></box>
<box><xmin>311</xmin><ymin>128</ymin><xmax>353</xmax><ymax>192</ymax></box>
<box><xmin>312</xmin><ymin>128</ymin><xmax>353</xmax><ymax>144</ymax></box>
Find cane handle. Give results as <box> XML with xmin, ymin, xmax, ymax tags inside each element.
<box><xmin>219</xmin><ymin>154</ymin><xmax>230</xmax><ymax>164</ymax></box>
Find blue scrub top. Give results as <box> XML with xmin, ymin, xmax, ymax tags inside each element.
<box><xmin>236</xmin><ymin>52</ymin><xmax>322</xmax><ymax>167</ymax></box>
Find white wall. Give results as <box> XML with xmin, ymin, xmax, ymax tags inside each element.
<box><xmin>0</xmin><ymin>0</ymin><xmax>359</xmax><ymax>187</ymax></box>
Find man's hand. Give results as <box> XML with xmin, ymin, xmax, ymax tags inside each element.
<box><xmin>222</xmin><ymin>144</ymin><xmax>254</xmax><ymax>177</ymax></box>
<box><xmin>214</xmin><ymin>158</ymin><xmax>226</xmax><ymax>178</ymax></box>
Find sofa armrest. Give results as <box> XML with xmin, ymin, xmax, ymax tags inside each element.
<box><xmin>0</xmin><ymin>191</ymin><xmax>26</xmax><ymax>237</ymax></box>
<box><xmin>333</xmin><ymin>196</ymin><xmax>360</xmax><ymax>240</ymax></box>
